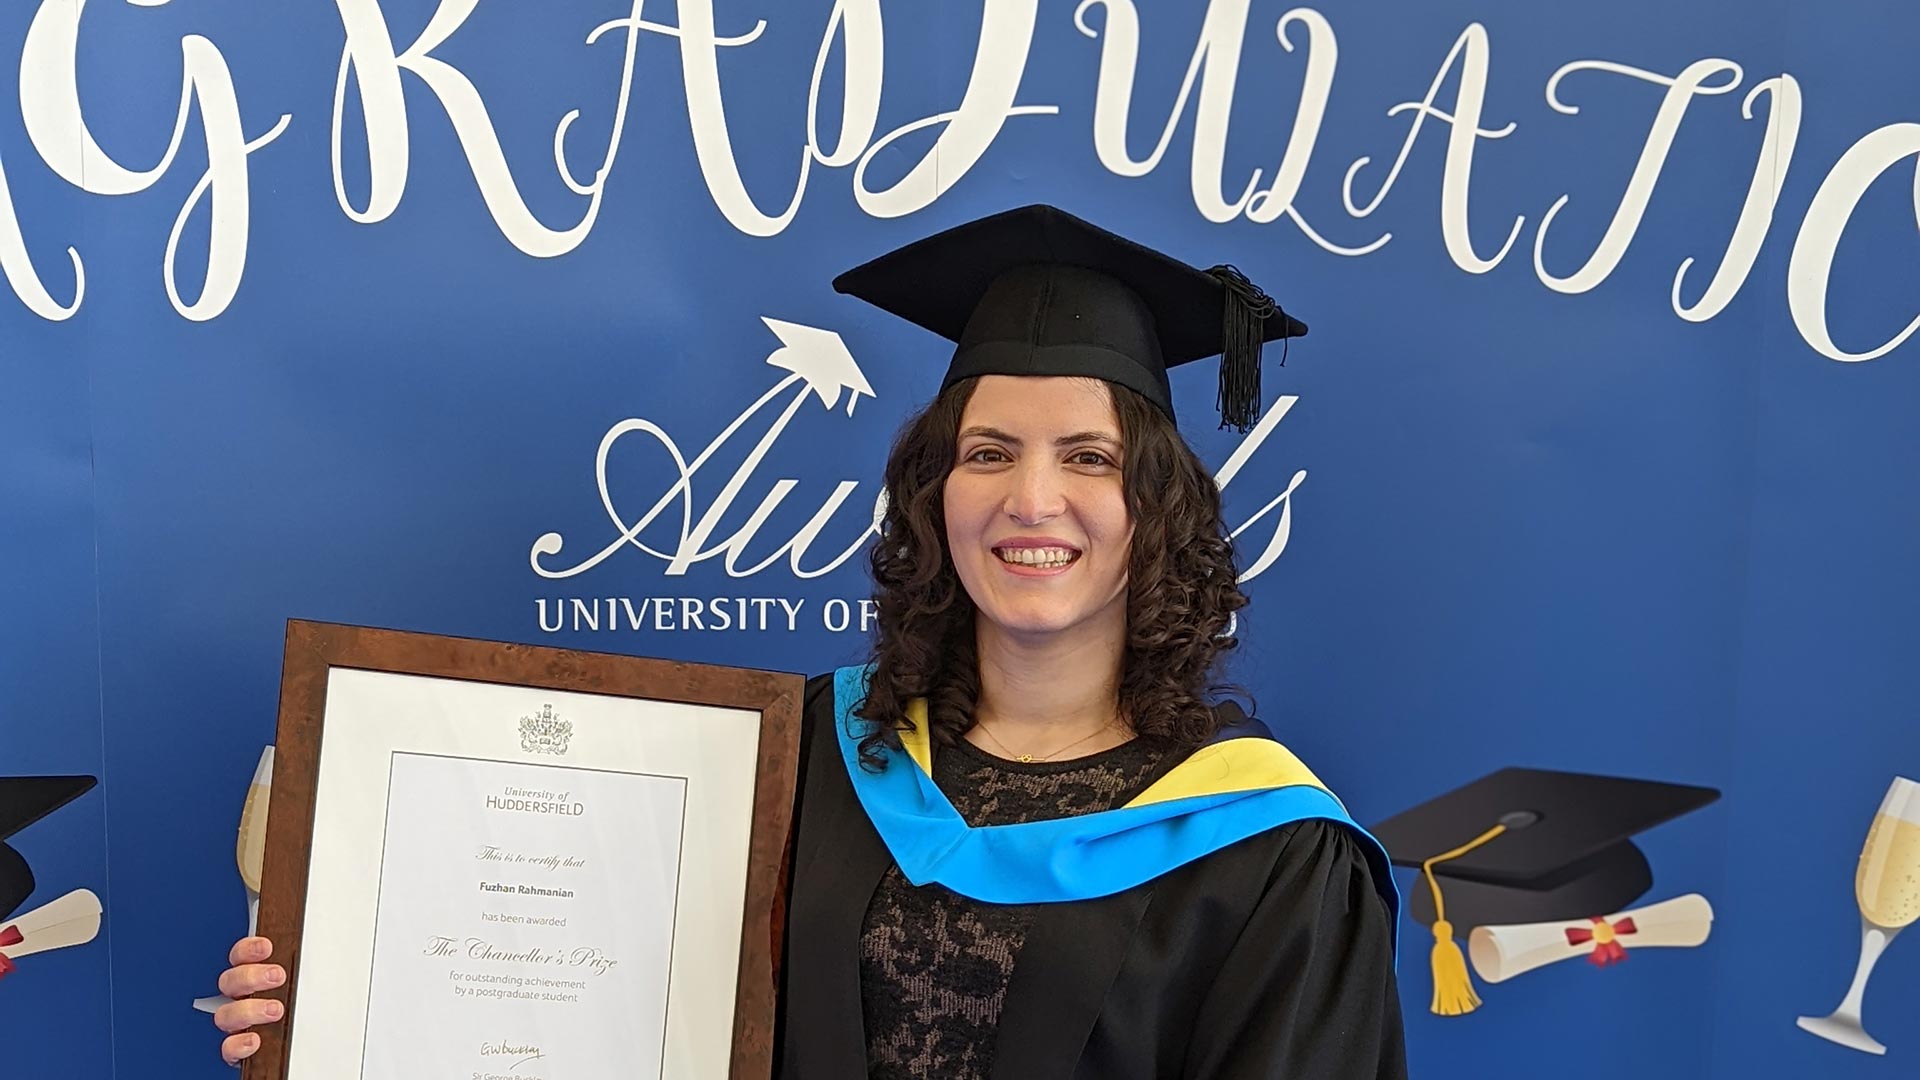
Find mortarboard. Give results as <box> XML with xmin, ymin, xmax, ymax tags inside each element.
<box><xmin>1</xmin><ymin>775</ymin><xmax>98</xmax><ymax>921</ymax></box>
<box><xmin>1370</xmin><ymin>766</ymin><xmax>1719</xmax><ymax>1015</ymax></box>
<box><xmin>831</xmin><ymin>204</ymin><xmax>1309</xmax><ymax>433</ymax></box>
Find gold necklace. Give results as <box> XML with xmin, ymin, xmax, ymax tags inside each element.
<box><xmin>973</xmin><ymin>719</ymin><xmax>1118</xmax><ymax>763</ymax></box>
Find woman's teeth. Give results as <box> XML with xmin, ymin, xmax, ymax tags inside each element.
<box><xmin>996</xmin><ymin>547</ymin><xmax>1078</xmax><ymax>568</ymax></box>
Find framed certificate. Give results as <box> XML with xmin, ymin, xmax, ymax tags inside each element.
<box><xmin>242</xmin><ymin>620</ymin><xmax>803</xmax><ymax>1080</ymax></box>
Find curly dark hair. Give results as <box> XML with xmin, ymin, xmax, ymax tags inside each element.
<box><xmin>856</xmin><ymin>375</ymin><xmax>1249</xmax><ymax>767</ymax></box>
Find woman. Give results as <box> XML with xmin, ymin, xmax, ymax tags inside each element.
<box><xmin>214</xmin><ymin>205</ymin><xmax>1405</xmax><ymax>1078</ymax></box>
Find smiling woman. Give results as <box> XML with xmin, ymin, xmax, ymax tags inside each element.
<box><xmin>783</xmin><ymin>205</ymin><xmax>1405</xmax><ymax>1079</ymax></box>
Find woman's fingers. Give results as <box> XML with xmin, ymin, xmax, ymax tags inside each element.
<box><xmin>218</xmin><ymin>938</ymin><xmax>284</xmax><ymax>1066</ymax></box>
<box><xmin>213</xmin><ymin>995</ymin><xmax>284</xmax><ymax>1035</ymax></box>
<box><xmin>222</xmin><ymin>1032</ymin><xmax>262</xmax><ymax>1066</ymax></box>
<box><xmin>217</xmin><ymin>962</ymin><xmax>286</xmax><ymax>1000</ymax></box>
<box><xmin>228</xmin><ymin>936</ymin><xmax>273</xmax><ymax>966</ymax></box>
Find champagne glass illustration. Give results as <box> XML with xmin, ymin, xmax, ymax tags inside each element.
<box><xmin>235</xmin><ymin>746</ymin><xmax>273</xmax><ymax>935</ymax></box>
<box><xmin>193</xmin><ymin>746</ymin><xmax>274</xmax><ymax>1014</ymax></box>
<box><xmin>1797</xmin><ymin>775</ymin><xmax>1919</xmax><ymax>1055</ymax></box>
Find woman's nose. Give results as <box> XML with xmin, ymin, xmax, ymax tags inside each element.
<box><xmin>1003</xmin><ymin>461</ymin><xmax>1066</xmax><ymax>524</ymax></box>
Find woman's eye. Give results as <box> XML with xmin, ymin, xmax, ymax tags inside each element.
<box><xmin>966</xmin><ymin>447</ymin><xmax>1009</xmax><ymax>464</ymax></box>
<box><xmin>1070</xmin><ymin>450</ymin><xmax>1115</xmax><ymax>467</ymax></box>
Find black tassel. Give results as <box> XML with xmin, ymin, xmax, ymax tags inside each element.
<box><xmin>1206</xmin><ymin>264</ymin><xmax>1281</xmax><ymax>433</ymax></box>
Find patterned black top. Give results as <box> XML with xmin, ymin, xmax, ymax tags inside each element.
<box><xmin>858</xmin><ymin>734</ymin><xmax>1170</xmax><ymax>1080</ymax></box>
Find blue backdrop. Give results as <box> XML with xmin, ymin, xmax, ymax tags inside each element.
<box><xmin>2</xmin><ymin>1</ymin><xmax>1916</xmax><ymax>1077</ymax></box>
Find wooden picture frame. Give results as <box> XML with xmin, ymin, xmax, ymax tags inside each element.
<box><xmin>243</xmin><ymin>620</ymin><xmax>802</xmax><ymax>1080</ymax></box>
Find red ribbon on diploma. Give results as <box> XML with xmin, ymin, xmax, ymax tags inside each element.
<box><xmin>0</xmin><ymin>924</ymin><xmax>22</xmax><ymax>980</ymax></box>
<box><xmin>1565</xmin><ymin>916</ymin><xmax>1638</xmax><ymax>966</ymax></box>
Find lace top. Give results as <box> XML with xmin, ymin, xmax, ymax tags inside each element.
<box><xmin>858</xmin><ymin>734</ymin><xmax>1169</xmax><ymax>1079</ymax></box>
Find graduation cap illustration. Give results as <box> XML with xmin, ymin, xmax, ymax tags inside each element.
<box><xmin>0</xmin><ymin>776</ymin><xmax>104</xmax><ymax>982</ymax></box>
<box><xmin>1370</xmin><ymin>767</ymin><xmax>1720</xmax><ymax>1016</ymax></box>
<box><xmin>2</xmin><ymin>775</ymin><xmax>97</xmax><ymax>921</ymax></box>
<box><xmin>833</xmin><ymin>203</ymin><xmax>1308</xmax><ymax>433</ymax></box>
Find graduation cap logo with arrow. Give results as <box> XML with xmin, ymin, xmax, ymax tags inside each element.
<box><xmin>1370</xmin><ymin>767</ymin><xmax>1721</xmax><ymax>1017</ymax></box>
<box><xmin>0</xmin><ymin>776</ymin><xmax>105</xmax><ymax>984</ymax></box>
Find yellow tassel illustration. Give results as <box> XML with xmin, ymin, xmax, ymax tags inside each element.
<box><xmin>1421</xmin><ymin>823</ymin><xmax>1508</xmax><ymax>1017</ymax></box>
<box><xmin>1428</xmin><ymin>918</ymin><xmax>1480</xmax><ymax>1016</ymax></box>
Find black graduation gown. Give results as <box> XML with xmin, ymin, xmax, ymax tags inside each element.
<box><xmin>776</xmin><ymin>676</ymin><xmax>1407</xmax><ymax>1080</ymax></box>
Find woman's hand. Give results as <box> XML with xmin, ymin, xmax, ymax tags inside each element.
<box><xmin>213</xmin><ymin>937</ymin><xmax>286</xmax><ymax>1066</ymax></box>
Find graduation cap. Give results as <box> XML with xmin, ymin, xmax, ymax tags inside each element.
<box><xmin>1</xmin><ymin>776</ymin><xmax>98</xmax><ymax>921</ymax></box>
<box><xmin>1369</xmin><ymin>767</ymin><xmax>1719</xmax><ymax>1015</ymax></box>
<box><xmin>832</xmin><ymin>204</ymin><xmax>1308</xmax><ymax>433</ymax></box>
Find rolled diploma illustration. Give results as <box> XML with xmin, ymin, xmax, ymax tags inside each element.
<box><xmin>1</xmin><ymin>889</ymin><xmax>104</xmax><ymax>959</ymax></box>
<box><xmin>1467</xmin><ymin>893</ymin><xmax>1714</xmax><ymax>984</ymax></box>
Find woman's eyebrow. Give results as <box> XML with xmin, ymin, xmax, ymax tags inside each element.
<box><xmin>957</xmin><ymin>427</ymin><xmax>1121</xmax><ymax>448</ymax></box>
<box><xmin>1053</xmin><ymin>431</ymin><xmax>1121</xmax><ymax>448</ymax></box>
<box><xmin>958</xmin><ymin>425</ymin><xmax>1020</xmax><ymax>445</ymax></box>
